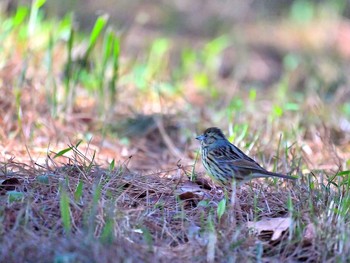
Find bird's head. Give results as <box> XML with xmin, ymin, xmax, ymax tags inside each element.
<box><xmin>196</xmin><ymin>127</ymin><xmax>226</xmax><ymax>147</ymax></box>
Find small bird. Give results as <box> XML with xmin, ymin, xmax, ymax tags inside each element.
<box><xmin>196</xmin><ymin>127</ymin><xmax>296</xmax><ymax>186</ymax></box>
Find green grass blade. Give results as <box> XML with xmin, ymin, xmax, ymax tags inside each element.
<box><xmin>190</xmin><ymin>150</ymin><xmax>200</xmax><ymax>181</ymax></box>
<box><xmin>100</xmin><ymin>218</ymin><xmax>114</xmax><ymax>244</ymax></box>
<box><xmin>109</xmin><ymin>34</ymin><xmax>120</xmax><ymax>107</ymax></box>
<box><xmin>109</xmin><ymin>159</ymin><xmax>115</xmax><ymax>171</ymax></box>
<box><xmin>59</xmin><ymin>188</ymin><xmax>72</xmax><ymax>233</ymax></box>
<box><xmin>93</xmin><ymin>183</ymin><xmax>102</xmax><ymax>205</ymax></box>
<box><xmin>28</xmin><ymin>0</ymin><xmax>46</xmax><ymax>36</ymax></box>
<box><xmin>74</xmin><ymin>180</ymin><xmax>83</xmax><ymax>202</ymax></box>
<box><xmin>98</xmin><ymin>28</ymin><xmax>114</xmax><ymax>101</ymax></box>
<box><xmin>217</xmin><ymin>198</ymin><xmax>227</xmax><ymax>221</ymax></box>
<box><xmin>64</xmin><ymin>25</ymin><xmax>74</xmax><ymax>111</ymax></box>
<box><xmin>54</xmin><ymin>147</ymin><xmax>72</xmax><ymax>158</ymax></box>
<box><xmin>141</xmin><ymin>226</ymin><xmax>153</xmax><ymax>252</ymax></box>
<box><xmin>13</xmin><ymin>6</ymin><xmax>29</xmax><ymax>27</ymax></box>
<box><xmin>84</xmin><ymin>14</ymin><xmax>109</xmax><ymax>61</ymax></box>
<box><xmin>46</xmin><ymin>32</ymin><xmax>58</xmax><ymax>117</ymax></box>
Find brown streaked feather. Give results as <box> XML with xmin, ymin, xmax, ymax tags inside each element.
<box><xmin>197</xmin><ymin>127</ymin><xmax>297</xmax><ymax>184</ymax></box>
<box><xmin>229</xmin><ymin>159</ymin><xmax>266</xmax><ymax>172</ymax></box>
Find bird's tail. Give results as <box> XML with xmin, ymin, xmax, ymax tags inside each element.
<box><xmin>265</xmin><ymin>171</ymin><xmax>297</xmax><ymax>180</ymax></box>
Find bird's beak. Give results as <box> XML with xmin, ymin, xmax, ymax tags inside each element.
<box><xmin>196</xmin><ymin>134</ymin><xmax>205</xmax><ymax>141</ymax></box>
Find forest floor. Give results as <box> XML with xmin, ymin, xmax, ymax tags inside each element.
<box><xmin>1</xmin><ymin>2</ymin><xmax>350</xmax><ymax>262</ymax></box>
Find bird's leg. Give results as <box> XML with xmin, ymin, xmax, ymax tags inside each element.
<box><xmin>230</xmin><ymin>180</ymin><xmax>244</xmax><ymax>222</ymax></box>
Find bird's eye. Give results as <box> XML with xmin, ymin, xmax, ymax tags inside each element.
<box><xmin>206</xmin><ymin>136</ymin><xmax>215</xmax><ymax>144</ymax></box>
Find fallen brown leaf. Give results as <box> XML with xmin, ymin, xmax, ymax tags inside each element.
<box><xmin>303</xmin><ymin>223</ymin><xmax>316</xmax><ymax>242</ymax></box>
<box><xmin>247</xmin><ymin>217</ymin><xmax>292</xmax><ymax>241</ymax></box>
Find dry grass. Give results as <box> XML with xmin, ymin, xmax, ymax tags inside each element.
<box><xmin>0</xmin><ymin>137</ymin><xmax>349</xmax><ymax>262</ymax></box>
<box><xmin>1</xmin><ymin>3</ymin><xmax>350</xmax><ymax>262</ymax></box>
<box><xmin>1</xmin><ymin>65</ymin><xmax>349</xmax><ymax>262</ymax></box>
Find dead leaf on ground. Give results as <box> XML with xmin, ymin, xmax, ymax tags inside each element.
<box><xmin>303</xmin><ymin>223</ymin><xmax>316</xmax><ymax>242</ymax></box>
<box><xmin>176</xmin><ymin>181</ymin><xmax>205</xmax><ymax>201</ymax></box>
<box><xmin>247</xmin><ymin>217</ymin><xmax>292</xmax><ymax>241</ymax></box>
<box><xmin>0</xmin><ymin>178</ymin><xmax>21</xmax><ymax>194</ymax></box>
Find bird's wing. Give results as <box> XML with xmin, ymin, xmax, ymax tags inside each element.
<box><xmin>213</xmin><ymin>150</ymin><xmax>266</xmax><ymax>171</ymax></box>
<box><xmin>210</xmin><ymin>147</ymin><xmax>291</xmax><ymax>179</ymax></box>
<box><xmin>210</xmin><ymin>145</ymin><xmax>242</xmax><ymax>161</ymax></box>
<box><xmin>229</xmin><ymin>159</ymin><xmax>266</xmax><ymax>172</ymax></box>
<box><xmin>212</xmin><ymin>146</ymin><xmax>264</xmax><ymax>169</ymax></box>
